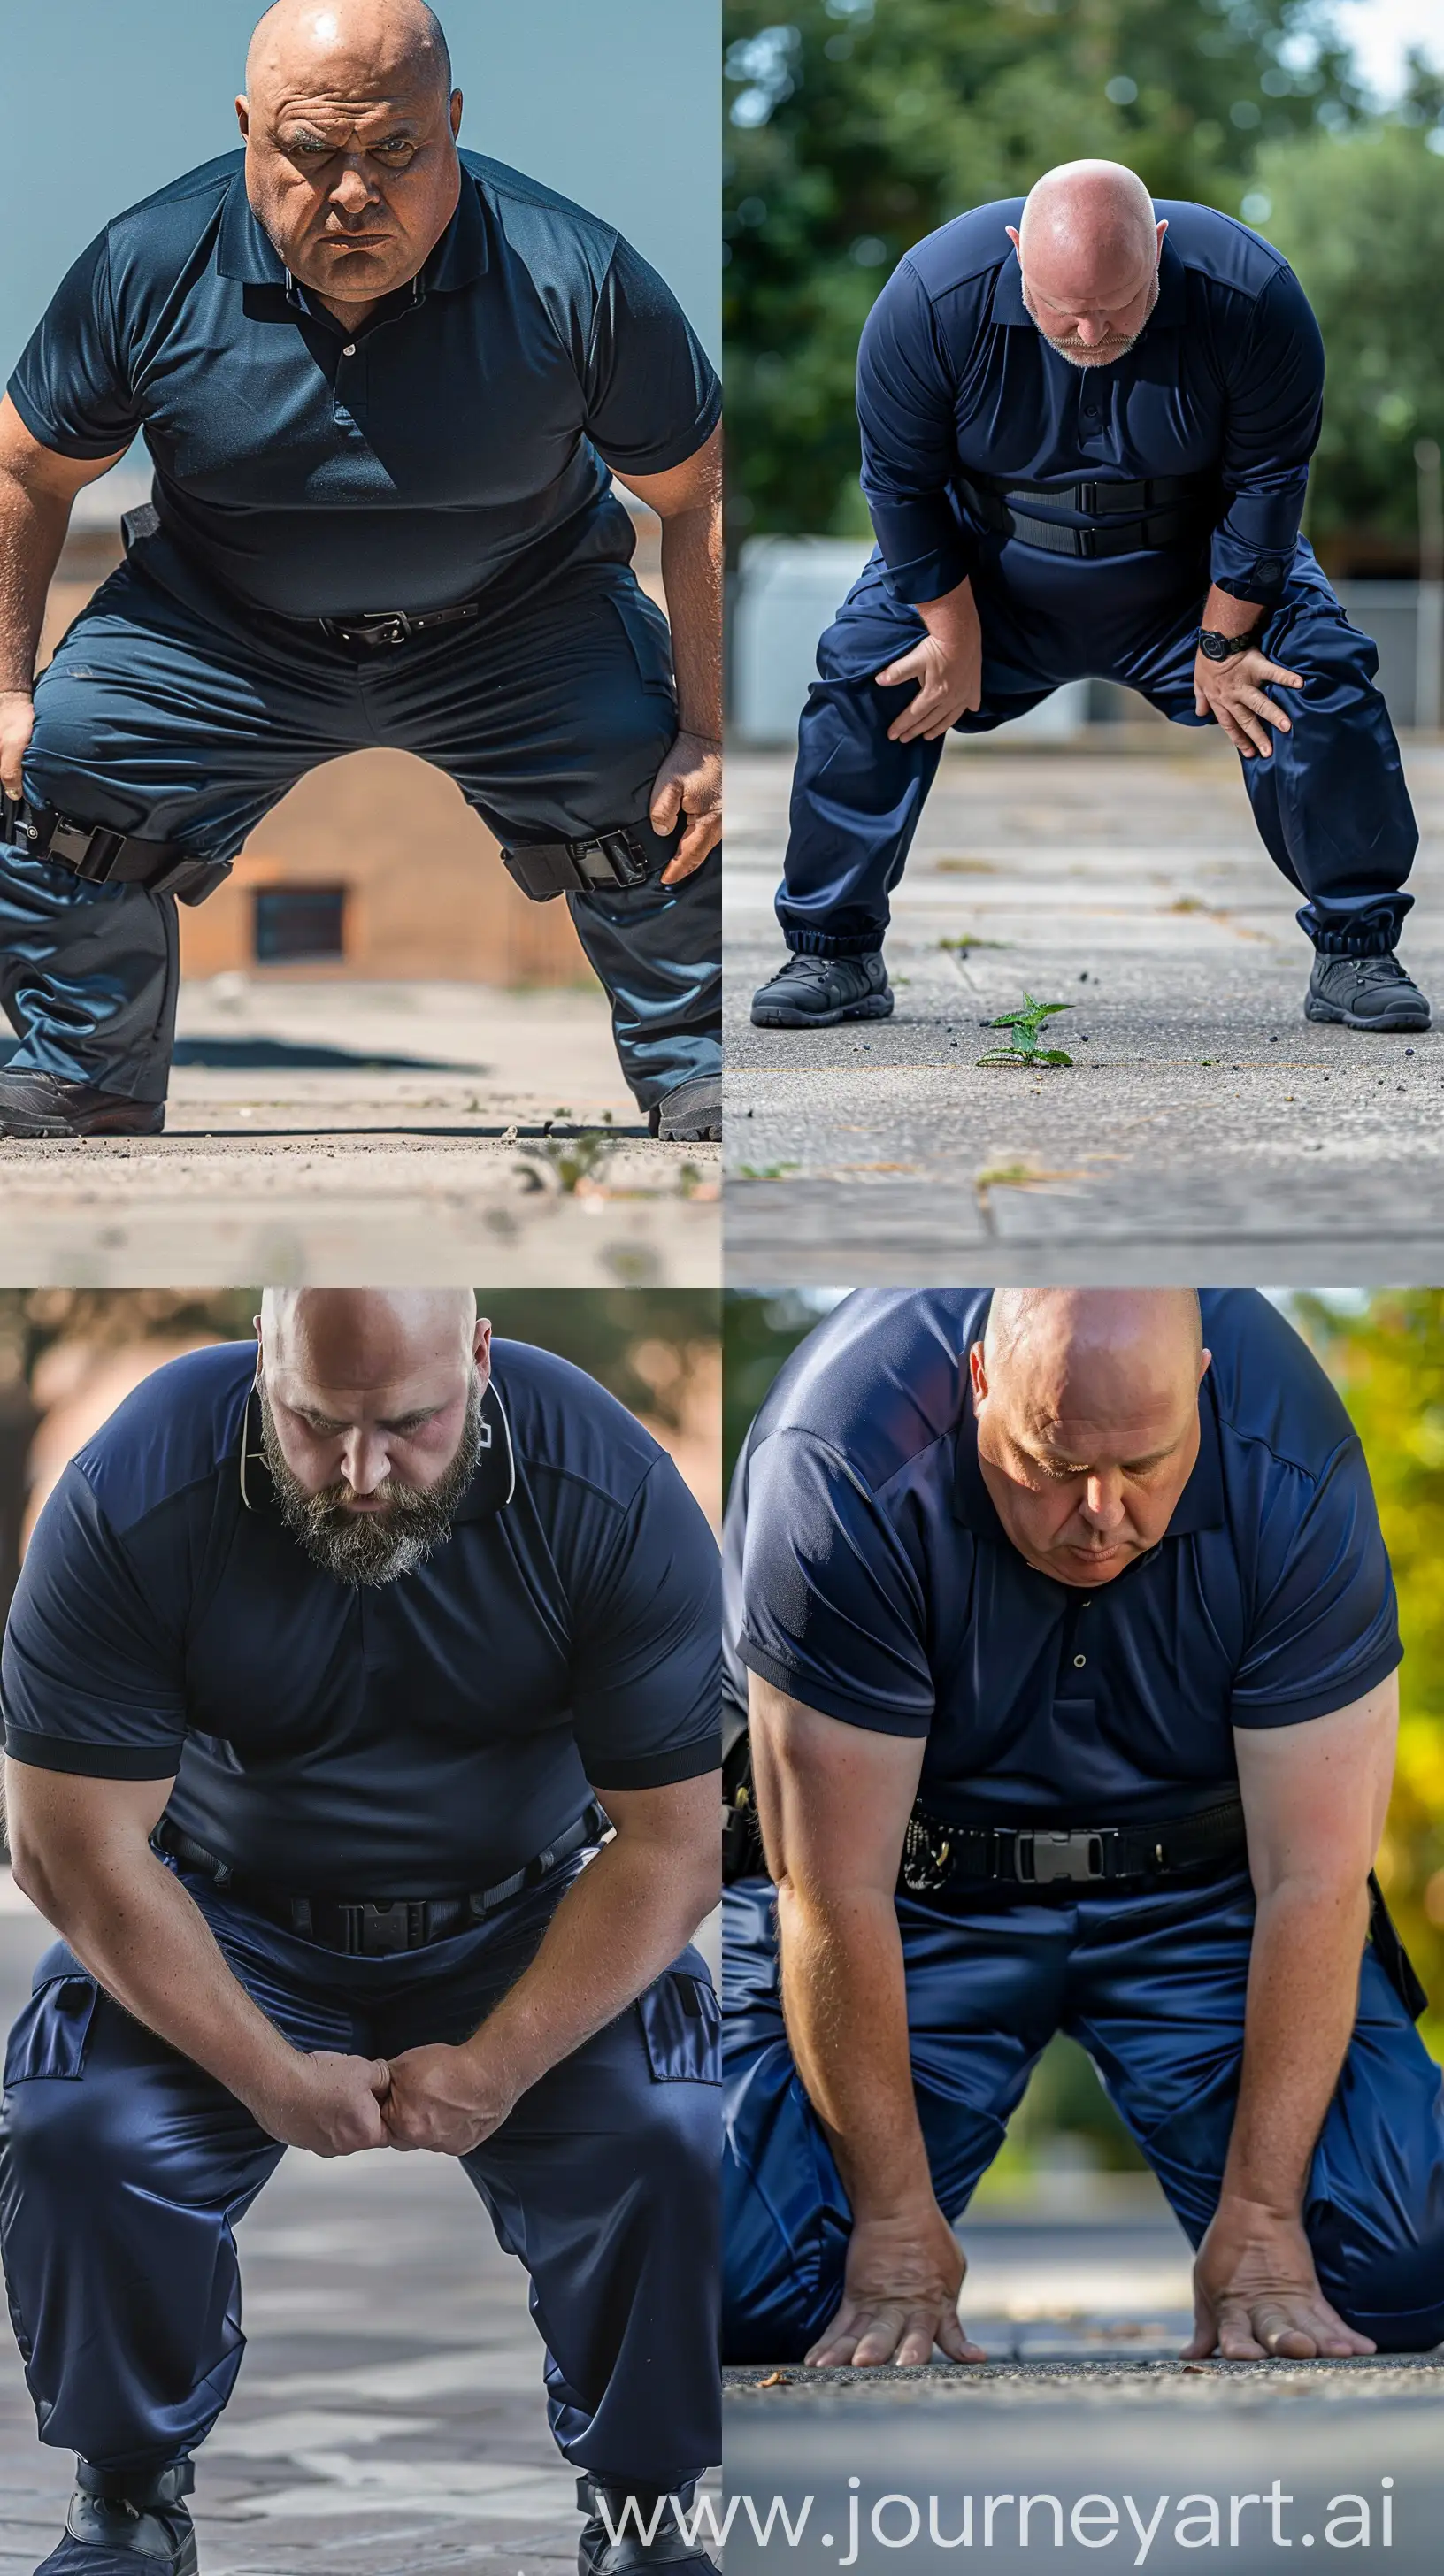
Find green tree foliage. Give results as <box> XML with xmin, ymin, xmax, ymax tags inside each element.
<box><xmin>1250</xmin><ymin>107</ymin><xmax>1444</xmax><ymax>555</ymax></box>
<box><xmin>1291</xmin><ymin>1291</ymin><xmax>1444</xmax><ymax>2037</ymax></box>
<box><xmin>724</xmin><ymin>0</ymin><xmax>1368</xmax><ymax>547</ymax></box>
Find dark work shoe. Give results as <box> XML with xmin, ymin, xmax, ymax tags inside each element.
<box><xmin>750</xmin><ymin>951</ymin><xmax>893</xmax><ymax>1028</ymax></box>
<box><xmin>35</xmin><ymin>2461</ymin><xmax>198</xmax><ymax>2573</ymax></box>
<box><xmin>650</xmin><ymin>1075</ymin><xmax>721</xmax><ymax>1143</ymax></box>
<box><xmin>577</xmin><ymin>2475</ymin><xmax>718</xmax><ymax>2574</ymax></box>
<box><xmin>0</xmin><ymin>1070</ymin><xmax>166</xmax><ymax>1139</ymax></box>
<box><xmin>1305</xmin><ymin>951</ymin><xmax>1432</xmax><ymax>1033</ymax></box>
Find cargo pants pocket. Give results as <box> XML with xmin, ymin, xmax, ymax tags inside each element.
<box><xmin>635</xmin><ymin>1967</ymin><xmax>721</xmax><ymax>2083</ymax></box>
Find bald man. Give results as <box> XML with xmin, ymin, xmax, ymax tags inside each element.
<box><xmin>720</xmin><ymin>1287</ymin><xmax>1444</xmax><ymax>2369</ymax></box>
<box><xmin>752</xmin><ymin>160</ymin><xmax>1427</xmax><ymax>1038</ymax></box>
<box><xmin>0</xmin><ymin>0</ymin><xmax>723</xmax><ymax>1144</ymax></box>
<box><xmin>0</xmin><ymin>1292</ymin><xmax>722</xmax><ymax>2574</ymax></box>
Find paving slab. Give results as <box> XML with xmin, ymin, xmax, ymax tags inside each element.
<box><xmin>0</xmin><ymin>1893</ymin><xmax>705</xmax><ymax>2576</ymax></box>
<box><xmin>0</xmin><ymin>980</ymin><xmax>718</xmax><ymax>1285</ymax></box>
<box><xmin>724</xmin><ymin>739</ymin><xmax>1444</xmax><ymax>1284</ymax></box>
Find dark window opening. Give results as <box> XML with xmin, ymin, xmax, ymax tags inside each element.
<box><xmin>253</xmin><ymin>885</ymin><xmax>348</xmax><ymax>962</ymax></box>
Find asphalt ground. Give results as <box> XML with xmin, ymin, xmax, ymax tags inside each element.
<box><xmin>724</xmin><ymin>734</ymin><xmax>1444</xmax><ymax>1285</ymax></box>
<box><xmin>0</xmin><ymin>1886</ymin><xmax>722</xmax><ymax>2576</ymax></box>
<box><xmin>0</xmin><ymin>982</ymin><xmax>718</xmax><ymax>1286</ymax></box>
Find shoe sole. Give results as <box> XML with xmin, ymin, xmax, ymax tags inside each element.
<box><xmin>750</xmin><ymin>992</ymin><xmax>895</xmax><ymax>1029</ymax></box>
<box><xmin>0</xmin><ymin>1113</ymin><xmax>165</xmax><ymax>1138</ymax></box>
<box><xmin>1304</xmin><ymin>996</ymin><xmax>1432</xmax><ymax>1034</ymax></box>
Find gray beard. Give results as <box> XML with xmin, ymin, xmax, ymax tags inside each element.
<box><xmin>1020</xmin><ymin>278</ymin><xmax>1154</xmax><ymax>370</ymax></box>
<box><xmin>258</xmin><ymin>1371</ymin><xmax>487</xmax><ymax>1586</ymax></box>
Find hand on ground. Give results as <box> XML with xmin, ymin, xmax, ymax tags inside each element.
<box><xmin>651</xmin><ymin>731</ymin><xmax>721</xmax><ymax>882</ymax></box>
<box><xmin>805</xmin><ymin>2203</ymin><xmax>986</xmax><ymax>2367</ymax></box>
<box><xmin>1187</xmin><ymin>2200</ymin><xmax>1376</xmax><ymax>2359</ymax></box>
<box><xmin>1193</xmin><ymin>645</ymin><xmax>1303</xmax><ymax>757</ymax></box>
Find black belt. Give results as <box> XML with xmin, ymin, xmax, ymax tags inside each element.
<box><xmin>958</xmin><ymin>472</ymin><xmax>1212</xmax><ymax>559</ymax></box>
<box><xmin>899</xmin><ymin>1794</ymin><xmax>1248</xmax><ymax>1897</ymax></box>
<box><xmin>154</xmin><ymin>1801</ymin><xmax>610</xmax><ymax>1955</ymax></box>
<box><xmin>1</xmin><ymin>793</ymin><xmax>229</xmax><ymax>906</ymax></box>
<box><xmin>317</xmin><ymin>600</ymin><xmax>483</xmax><ymax>650</ymax></box>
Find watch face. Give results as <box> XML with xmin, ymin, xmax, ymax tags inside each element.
<box><xmin>1200</xmin><ymin>632</ymin><xmax>1229</xmax><ymax>660</ymax></box>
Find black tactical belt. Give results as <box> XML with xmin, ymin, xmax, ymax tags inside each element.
<box><xmin>501</xmin><ymin>827</ymin><xmax>657</xmax><ymax>903</ymax></box>
<box><xmin>1</xmin><ymin>794</ymin><xmax>229</xmax><ymax>907</ymax></box>
<box><xmin>958</xmin><ymin>471</ymin><xmax>1212</xmax><ymax>560</ymax></box>
<box><xmin>317</xmin><ymin>600</ymin><xmax>483</xmax><ymax>650</ymax></box>
<box><xmin>900</xmin><ymin>1794</ymin><xmax>1248</xmax><ymax>1895</ymax></box>
<box><xmin>154</xmin><ymin>1800</ymin><xmax>610</xmax><ymax>1955</ymax></box>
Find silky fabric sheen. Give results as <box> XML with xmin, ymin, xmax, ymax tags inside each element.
<box><xmin>0</xmin><ymin>1862</ymin><xmax>721</xmax><ymax>2485</ymax></box>
<box><xmin>721</xmin><ymin>1874</ymin><xmax>1444</xmax><ymax>2363</ymax></box>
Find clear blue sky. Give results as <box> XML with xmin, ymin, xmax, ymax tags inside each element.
<box><xmin>0</xmin><ymin>0</ymin><xmax>719</xmax><ymax>379</ymax></box>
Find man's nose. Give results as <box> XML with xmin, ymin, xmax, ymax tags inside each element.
<box><xmin>1072</xmin><ymin>315</ymin><xmax>1110</xmax><ymax>344</ymax></box>
<box><xmin>1079</xmin><ymin>1474</ymin><xmax>1125</xmax><ymax>1531</ymax></box>
<box><xmin>330</xmin><ymin>162</ymin><xmax>382</xmax><ymax>218</ymax></box>
<box><xmin>341</xmin><ymin>1430</ymin><xmax>390</xmax><ymax>1495</ymax></box>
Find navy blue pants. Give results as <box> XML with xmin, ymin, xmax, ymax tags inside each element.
<box><xmin>0</xmin><ymin>1865</ymin><xmax>721</xmax><ymax>2487</ymax></box>
<box><xmin>721</xmin><ymin>1873</ymin><xmax>1444</xmax><ymax>2363</ymax></box>
<box><xmin>0</xmin><ymin>532</ymin><xmax>720</xmax><ymax>1112</ymax></box>
<box><xmin>779</xmin><ymin>537</ymin><xmax>1417</xmax><ymax>960</ymax></box>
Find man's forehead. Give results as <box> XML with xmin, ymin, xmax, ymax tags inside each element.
<box><xmin>267</xmin><ymin>87</ymin><xmax>433</xmax><ymax>124</ymax></box>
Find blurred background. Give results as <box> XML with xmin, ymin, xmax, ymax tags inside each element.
<box><xmin>724</xmin><ymin>0</ymin><xmax>1444</xmax><ymax>740</ymax></box>
<box><xmin>0</xmin><ymin>0</ymin><xmax>719</xmax><ymax>995</ymax></box>
<box><xmin>723</xmin><ymin>1286</ymin><xmax>1444</xmax><ymax>2193</ymax></box>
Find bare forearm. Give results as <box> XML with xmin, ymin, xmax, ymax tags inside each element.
<box><xmin>0</xmin><ymin>472</ymin><xmax>71</xmax><ymax>695</ymax></box>
<box><xmin>658</xmin><ymin>503</ymin><xmax>722</xmax><ymax>741</ymax></box>
<box><xmin>1202</xmin><ymin>583</ymin><xmax>1265</xmax><ymax>638</ymax></box>
<box><xmin>1225</xmin><ymin>1881</ymin><xmax>1369</xmax><ymax>2212</ymax></box>
<box><xmin>917</xmin><ymin>573</ymin><xmax>975</xmax><ymax>641</ymax></box>
<box><xmin>33</xmin><ymin>1852</ymin><xmax>298</xmax><ymax>2112</ymax></box>
<box><xmin>777</xmin><ymin>1882</ymin><xmax>933</xmax><ymax>2218</ymax></box>
<box><xmin>461</xmin><ymin>1833</ymin><xmax>717</xmax><ymax>2097</ymax></box>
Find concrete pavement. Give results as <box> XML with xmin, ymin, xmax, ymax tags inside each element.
<box><xmin>0</xmin><ymin>981</ymin><xmax>718</xmax><ymax>1285</ymax></box>
<box><xmin>724</xmin><ymin>736</ymin><xmax>1444</xmax><ymax>1284</ymax></box>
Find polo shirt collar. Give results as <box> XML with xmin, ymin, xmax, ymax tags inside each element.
<box><xmin>949</xmin><ymin>1364</ymin><xmax>1225</xmax><ymax>1545</ymax></box>
<box><xmin>215</xmin><ymin>165</ymin><xmax>488</xmax><ymax>297</ymax></box>
<box><xmin>988</xmin><ymin>229</ymin><xmax>1187</xmax><ymax>335</ymax></box>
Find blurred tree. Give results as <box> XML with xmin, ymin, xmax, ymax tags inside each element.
<box><xmin>724</xmin><ymin>1288</ymin><xmax>843</xmax><ymax>1484</ymax></box>
<box><xmin>724</xmin><ymin>0</ymin><xmax>1370</xmax><ymax>548</ymax></box>
<box><xmin>1251</xmin><ymin>86</ymin><xmax>1444</xmax><ymax>563</ymax></box>
<box><xmin>1291</xmin><ymin>1290</ymin><xmax>1444</xmax><ymax>2044</ymax></box>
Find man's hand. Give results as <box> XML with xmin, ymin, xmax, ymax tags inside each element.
<box><xmin>0</xmin><ymin>690</ymin><xmax>34</xmax><ymax>800</ymax></box>
<box><xmin>1193</xmin><ymin>644</ymin><xmax>1303</xmax><ymax>758</ymax></box>
<box><xmin>805</xmin><ymin>2203</ymin><xmax>986</xmax><ymax>2368</ymax></box>
<box><xmin>875</xmin><ymin>580</ymin><xmax>982</xmax><ymax>743</ymax></box>
<box><xmin>253</xmin><ymin>2049</ymin><xmax>393</xmax><ymax>2158</ymax></box>
<box><xmin>380</xmin><ymin>2041</ymin><xmax>516</xmax><ymax>2155</ymax></box>
<box><xmin>651</xmin><ymin>730</ymin><xmax>721</xmax><ymax>884</ymax></box>
<box><xmin>1187</xmin><ymin>2197</ymin><xmax>1375</xmax><ymax>2361</ymax></box>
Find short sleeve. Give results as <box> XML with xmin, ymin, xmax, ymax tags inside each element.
<box><xmin>569</xmin><ymin>1453</ymin><xmax>720</xmax><ymax>1790</ymax></box>
<box><xmin>1230</xmin><ymin>1438</ymin><xmax>1402</xmax><ymax>1729</ymax></box>
<box><xmin>581</xmin><ymin>234</ymin><xmax>721</xmax><ymax>475</ymax></box>
<box><xmin>1</xmin><ymin>1462</ymin><xmax>187</xmax><ymax>1777</ymax></box>
<box><xmin>7</xmin><ymin>226</ymin><xmax>142</xmax><ymax>460</ymax></box>
<box><xmin>736</xmin><ymin>1429</ymin><xmax>934</xmax><ymax>1735</ymax></box>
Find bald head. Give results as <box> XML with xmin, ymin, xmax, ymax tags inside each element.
<box><xmin>972</xmin><ymin>1290</ymin><xmax>1210</xmax><ymax>1587</ymax></box>
<box><xmin>257</xmin><ymin>1290</ymin><xmax>490</xmax><ymax>1583</ymax></box>
<box><xmin>237</xmin><ymin>0</ymin><xmax>462</xmax><ymax>320</ymax></box>
<box><xmin>1006</xmin><ymin>161</ymin><xmax>1165</xmax><ymax>367</ymax></box>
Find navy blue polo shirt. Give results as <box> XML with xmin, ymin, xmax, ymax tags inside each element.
<box><xmin>856</xmin><ymin>198</ymin><xmax>1324</xmax><ymax>613</ymax></box>
<box><xmin>8</xmin><ymin>148</ymin><xmax>721</xmax><ymax>619</ymax></box>
<box><xmin>2</xmin><ymin>1341</ymin><xmax>720</xmax><ymax>1897</ymax></box>
<box><xmin>723</xmin><ymin>1291</ymin><xmax>1400</xmax><ymax>1827</ymax></box>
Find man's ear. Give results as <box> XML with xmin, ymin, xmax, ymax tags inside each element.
<box><xmin>1004</xmin><ymin>224</ymin><xmax>1021</xmax><ymax>255</ymax></box>
<box><xmin>473</xmin><ymin>1315</ymin><xmax>492</xmax><ymax>1368</ymax></box>
<box><xmin>450</xmin><ymin>89</ymin><xmax>464</xmax><ymax>140</ymax></box>
<box><xmin>969</xmin><ymin>1341</ymin><xmax>989</xmax><ymax>1404</ymax></box>
<box><xmin>235</xmin><ymin>95</ymin><xmax>250</xmax><ymax>139</ymax></box>
<box><xmin>1198</xmin><ymin>1345</ymin><xmax>1213</xmax><ymax>1386</ymax></box>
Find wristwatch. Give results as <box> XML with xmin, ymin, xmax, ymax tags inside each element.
<box><xmin>1197</xmin><ymin>625</ymin><xmax>1261</xmax><ymax>661</ymax></box>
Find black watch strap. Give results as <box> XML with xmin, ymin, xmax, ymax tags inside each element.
<box><xmin>1198</xmin><ymin>625</ymin><xmax>1260</xmax><ymax>661</ymax></box>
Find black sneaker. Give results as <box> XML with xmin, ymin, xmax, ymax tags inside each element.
<box><xmin>35</xmin><ymin>2462</ymin><xmax>197</xmax><ymax>2573</ymax></box>
<box><xmin>750</xmin><ymin>952</ymin><xmax>893</xmax><ymax>1028</ymax></box>
<box><xmin>577</xmin><ymin>2476</ymin><xmax>718</xmax><ymax>2574</ymax></box>
<box><xmin>0</xmin><ymin>1070</ymin><xmax>166</xmax><ymax>1139</ymax></box>
<box><xmin>1305</xmin><ymin>951</ymin><xmax>1431</xmax><ymax>1033</ymax></box>
<box><xmin>650</xmin><ymin>1075</ymin><xmax>721</xmax><ymax>1142</ymax></box>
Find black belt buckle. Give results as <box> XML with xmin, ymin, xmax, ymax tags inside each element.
<box><xmin>501</xmin><ymin>827</ymin><xmax>655</xmax><ymax>905</ymax></box>
<box><xmin>358</xmin><ymin>611</ymin><xmax>413</xmax><ymax>648</ymax></box>
<box><xmin>1019</xmin><ymin>1828</ymin><xmax>1105</xmax><ymax>1885</ymax></box>
<box><xmin>349</xmin><ymin>1899</ymin><xmax>419</xmax><ymax>1957</ymax></box>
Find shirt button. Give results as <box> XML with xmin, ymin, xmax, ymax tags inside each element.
<box><xmin>342</xmin><ymin>343</ymin><xmax>357</xmax><ymax>356</ymax></box>
<box><xmin>1073</xmin><ymin>1653</ymin><xmax>1087</xmax><ymax>1668</ymax></box>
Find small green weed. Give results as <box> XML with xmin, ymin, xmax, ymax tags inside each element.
<box><xmin>976</xmin><ymin>992</ymin><xmax>1074</xmax><ymax>1070</ymax></box>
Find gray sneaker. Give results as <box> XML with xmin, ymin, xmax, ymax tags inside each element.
<box><xmin>1305</xmin><ymin>951</ymin><xmax>1431</xmax><ymax>1032</ymax></box>
<box><xmin>750</xmin><ymin>952</ymin><xmax>893</xmax><ymax>1028</ymax></box>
